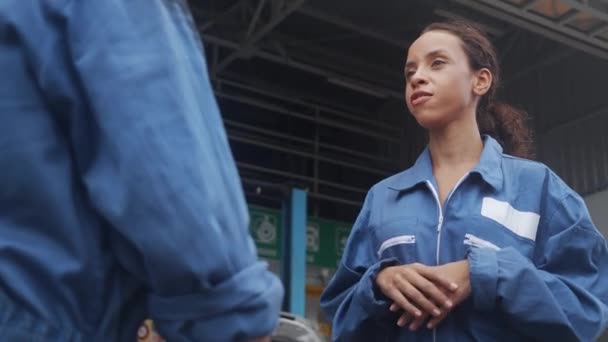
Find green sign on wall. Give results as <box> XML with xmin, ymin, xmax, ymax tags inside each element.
<box><xmin>248</xmin><ymin>206</ymin><xmax>352</xmax><ymax>268</ymax></box>
<box><xmin>335</xmin><ymin>225</ymin><xmax>351</xmax><ymax>261</ymax></box>
<box><xmin>249</xmin><ymin>206</ymin><xmax>281</xmax><ymax>260</ymax></box>
<box><xmin>306</xmin><ymin>218</ymin><xmax>352</xmax><ymax>268</ymax></box>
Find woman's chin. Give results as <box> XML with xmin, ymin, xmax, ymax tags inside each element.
<box><xmin>412</xmin><ymin>112</ymin><xmax>448</xmax><ymax>130</ymax></box>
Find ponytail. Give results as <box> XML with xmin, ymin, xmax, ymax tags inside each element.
<box><xmin>478</xmin><ymin>100</ymin><xmax>534</xmax><ymax>159</ymax></box>
<box><xmin>422</xmin><ymin>21</ymin><xmax>535</xmax><ymax>159</ymax></box>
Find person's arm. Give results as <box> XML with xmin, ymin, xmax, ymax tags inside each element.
<box><xmin>468</xmin><ymin>193</ymin><xmax>608</xmax><ymax>341</ymax></box>
<box><xmin>320</xmin><ymin>188</ymin><xmax>401</xmax><ymax>341</ymax></box>
<box><xmin>27</xmin><ymin>0</ymin><xmax>283</xmax><ymax>340</ymax></box>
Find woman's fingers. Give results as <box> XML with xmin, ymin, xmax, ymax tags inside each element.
<box><xmin>386</xmin><ymin>286</ymin><xmax>423</xmax><ymax>319</ymax></box>
<box><xmin>407</xmin><ymin>267</ymin><xmax>454</xmax><ymax>311</ymax></box>
<box><xmin>395</xmin><ymin>273</ymin><xmax>443</xmax><ymax>317</ymax></box>
<box><xmin>397</xmin><ymin>312</ymin><xmax>413</xmax><ymax>327</ymax></box>
<box><xmin>416</xmin><ymin>264</ymin><xmax>459</xmax><ymax>293</ymax></box>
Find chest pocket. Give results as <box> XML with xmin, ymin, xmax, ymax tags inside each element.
<box><xmin>372</xmin><ymin>217</ymin><xmax>418</xmax><ymax>264</ymax></box>
<box><xmin>464</xmin><ymin>214</ymin><xmax>535</xmax><ymax>259</ymax></box>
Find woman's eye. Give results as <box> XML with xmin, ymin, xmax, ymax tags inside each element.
<box><xmin>405</xmin><ymin>70</ymin><xmax>415</xmax><ymax>79</ymax></box>
<box><xmin>432</xmin><ymin>60</ymin><xmax>446</xmax><ymax>67</ymax></box>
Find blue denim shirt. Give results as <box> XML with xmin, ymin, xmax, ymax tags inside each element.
<box><xmin>321</xmin><ymin>136</ymin><xmax>608</xmax><ymax>342</ymax></box>
<box><xmin>0</xmin><ymin>1</ymin><xmax>282</xmax><ymax>341</ymax></box>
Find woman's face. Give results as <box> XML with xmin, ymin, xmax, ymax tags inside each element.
<box><xmin>404</xmin><ymin>30</ymin><xmax>479</xmax><ymax>130</ymax></box>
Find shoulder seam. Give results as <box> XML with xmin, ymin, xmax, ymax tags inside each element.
<box><xmin>501</xmin><ymin>154</ymin><xmax>547</xmax><ymax>168</ymax></box>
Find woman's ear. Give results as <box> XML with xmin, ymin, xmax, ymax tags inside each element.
<box><xmin>473</xmin><ymin>68</ymin><xmax>492</xmax><ymax>96</ymax></box>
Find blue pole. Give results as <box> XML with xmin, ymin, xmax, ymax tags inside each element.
<box><xmin>281</xmin><ymin>188</ymin><xmax>307</xmax><ymax>317</ymax></box>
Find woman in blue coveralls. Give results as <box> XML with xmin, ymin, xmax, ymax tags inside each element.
<box><xmin>320</xmin><ymin>20</ymin><xmax>608</xmax><ymax>342</ymax></box>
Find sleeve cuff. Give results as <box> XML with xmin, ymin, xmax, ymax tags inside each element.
<box><xmin>355</xmin><ymin>257</ymin><xmax>399</xmax><ymax>315</ymax></box>
<box><xmin>468</xmin><ymin>247</ymin><xmax>499</xmax><ymax>312</ymax></box>
<box><xmin>149</xmin><ymin>261</ymin><xmax>284</xmax><ymax>341</ymax></box>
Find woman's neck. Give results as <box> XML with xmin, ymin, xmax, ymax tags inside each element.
<box><xmin>428</xmin><ymin>119</ymin><xmax>483</xmax><ymax>171</ymax></box>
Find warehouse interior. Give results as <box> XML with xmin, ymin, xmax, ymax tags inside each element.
<box><xmin>193</xmin><ymin>0</ymin><xmax>608</xmax><ymax>340</ymax></box>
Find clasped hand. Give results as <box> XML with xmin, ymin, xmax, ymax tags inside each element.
<box><xmin>375</xmin><ymin>260</ymin><xmax>471</xmax><ymax>331</ymax></box>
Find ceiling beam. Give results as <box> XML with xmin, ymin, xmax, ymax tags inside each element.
<box><xmin>214</xmin><ymin>0</ymin><xmax>306</xmax><ymax>74</ymax></box>
<box><xmin>453</xmin><ymin>0</ymin><xmax>608</xmax><ymax>60</ymax></box>
<box><xmin>199</xmin><ymin>0</ymin><xmax>250</xmax><ymax>33</ymax></box>
<box><xmin>202</xmin><ymin>34</ymin><xmax>404</xmax><ymax>98</ymax></box>
<box><xmin>296</xmin><ymin>6</ymin><xmax>406</xmax><ymax>50</ymax></box>
<box><xmin>246</xmin><ymin>0</ymin><xmax>267</xmax><ymax>38</ymax></box>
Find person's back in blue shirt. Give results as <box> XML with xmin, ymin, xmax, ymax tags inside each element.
<box><xmin>0</xmin><ymin>1</ymin><xmax>283</xmax><ymax>340</ymax></box>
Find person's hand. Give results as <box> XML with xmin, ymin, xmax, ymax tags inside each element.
<box><xmin>376</xmin><ymin>263</ymin><xmax>458</xmax><ymax>326</ymax></box>
<box><xmin>396</xmin><ymin>260</ymin><xmax>472</xmax><ymax>330</ymax></box>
